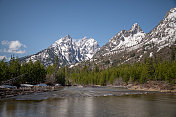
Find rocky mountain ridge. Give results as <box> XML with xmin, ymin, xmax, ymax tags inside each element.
<box><xmin>94</xmin><ymin>23</ymin><xmax>146</xmax><ymax>58</ymax></box>
<box><xmin>20</xmin><ymin>35</ymin><xmax>100</xmax><ymax>66</ymax></box>
<box><xmin>20</xmin><ymin>7</ymin><xmax>176</xmax><ymax>67</ymax></box>
<box><xmin>92</xmin><ymin>7</ymin><xmax>176</xmax><ymax>67</ymax></box>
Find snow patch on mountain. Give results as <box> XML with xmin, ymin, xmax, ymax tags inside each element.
<box><xmin>95</xmin><ymin>23</ymin><xmax>146</xmax><ymax>57</ymax></box>
<box><xmin>76</xmin><ymin>37</ymin><xmax>100</xmax><ymax>60</ymax></box>
<box><xmin>144</xmin><ymin>7</ymin><xmax>176</xmax><ymax>52</ymax></box>
<box><xmin>112</xmin><ymin>23</ymin><xmax>146</xmax><ymax>51</ymax></box>
<box><xmin>167</xmin><ymin>8</ymin><xmax>176</xmax><ymax>19</ymax></box>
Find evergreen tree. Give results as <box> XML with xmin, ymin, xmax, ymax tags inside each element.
<box><xmin>56</xmin><ymin>67</ymin><xmax>66</xmax><ymax>86</ymax></box>
<box><xmin>0</xmin><ymin>58</ymin><xmax>10</xmax><ymax>81</ymax></box>
<box><xmin>171</xmin><ymin>46</ymin><xmax>175</xmax><ymax>62</ymax></box>
<box><xmin>9</xmin><ymin>56</ymin><xmax>21</xmax><ymax>79</ymax></box>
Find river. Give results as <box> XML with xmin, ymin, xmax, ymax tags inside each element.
<box><xmin>0</xmin><ymin>87</ymin><xmax>176</xmax><ymax>117</ymax></box>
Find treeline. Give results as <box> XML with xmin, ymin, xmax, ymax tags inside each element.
<box><xmin>1</xmin><ymin>56</ymin><xmax>176</xmax><ymax>86</ymax></box>
<box><xmin>45</xmin><ymin>64</ymin><xmax>69</xmax><ymax>86</ymax></box>
<box><xmin>70</xmin><ymin>58</ymin><xmax>176</xmax><ymax>85</ymax></box>
<box><xmin>0</xmin><ymin>57</ymin><xmax>46</xmax><ymax>84</ymax></box>
<box><xmin>0</xmin><ymin>56</ymin><xmax>68</xmax><ymax>85</ymax></box>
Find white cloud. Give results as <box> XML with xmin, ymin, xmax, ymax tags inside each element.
<box><xmin>16</xmin><ymin>50</ymin><xmax>26</xmax><ymax>54</ymax></box>
<box><xmin>9</xmin><ymin>40</ymin><xmax>26</xmax><ymax>51</ymax></box>
<box><xmin>8</xmin><ymin>49</ymin><xmax>26</xmax><ymax>54</ymax></box>
<box><xmin>0</xmin><ymin>56</ymin><xmax>7</xmax><ymax>60</ymax></box>
<box><xmin>1</xmin><ymin>40</ymin><xmax>9</xmax><ymax>45</ymax></box>
<box><xmin>0</xmin><ymin>40</ymin><xmax>27</xmax><ymax>54</ymax></box>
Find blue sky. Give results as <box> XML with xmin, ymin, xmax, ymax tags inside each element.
<box><xmin>0</xmin><ymin>0</ymin><xmax>175</xmax><ymax>60</ymax></box>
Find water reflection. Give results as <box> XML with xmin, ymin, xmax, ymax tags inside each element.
<box><xmin>1</xmin><ymin>88</ymin><xmax>176</xmax><ymax>117</ymax></box>
<box><xmin>41</xmin><ymin>97</ymin><xmax>94</xmax><ymax>117</ymax></box>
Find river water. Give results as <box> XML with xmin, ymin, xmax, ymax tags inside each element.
<box><xmin>0</xmin><ymin>87</ymin><xmax>176</xmax><ymax>117</ymax></box>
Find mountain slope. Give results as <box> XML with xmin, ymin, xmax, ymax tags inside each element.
<box><xmin>142</xmin><ymin>7</ymin><xmax>176</xmax><ymax>52</ymax></box>
<box><xmin>93</xmin><ymin>7</ymin><xmax>176</xmax><ymax>67</ymax></box>
<box><xmin>20</xmin><ymin>7</ymin><xmax>176</xmax><ymax>68</ymax></box>
<box><xmin>20</xmin><ymin>35</ymin><xmax>100</xmax><ymax>66</ymax></box>
<box><xmin>94</xmin><ymin>23</ymin><xmax>146</xmax><ymax>58</ymax></box>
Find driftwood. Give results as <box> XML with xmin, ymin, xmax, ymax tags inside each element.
<box><xmin>1</xmin><ymin>74</ymin><xmax>26</xmax><ymax>85</ymax></box>
<box><xmin>0</xmin><ymin>86</ymin><xmax>61</xmax><ymax>99</ymax></box>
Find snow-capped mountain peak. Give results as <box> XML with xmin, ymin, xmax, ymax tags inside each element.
<box><xmin>129</xmin><ymin>23</ymin><xmax>143</xmax><ymax>34</ymax></box>
<box><xmin>93</xmin><ymin>7</ymin><xmax>176</xmax><ymax>66</ymax></box>
<box><xmin>166</xmin><ymin>7</ymin><xmax>176</xmax><ymax>19</ymax></box>
<box><xmin>76</xmin><ymin>37</ymin><xmax>100</xmax><ymax>60</ymax></box>
<box><xmin>94</xmin><ymin>23</ymin><xmax>146</xmax><ymax>57</ymax></box>
<box><xmin>20</xmin><ymin>35</ymin><xmax>100</xmax><ymax>66</ymax></box>
<box><xmin>142</xmin><ymin>7</ymin><xmax>176</xmax><ymax>53</ymax></box>
<box><xmin>76</xmin><ymin>36</ymin><xmax>88</xmax><ymax>47</ymax></box>
<box><xmin>20</xmin><ymin>7</ymin><xmax>176</xmax><ymax>67</ymax></box>
<box><xmin>54</xmin><ymin>35</ymin><xmax>72</xmax><ymax>46</ymax></box>
<box><xmin>113</xmin><ymin>23</ymin><xmax>146</xmax><ymax>50</ymax></box>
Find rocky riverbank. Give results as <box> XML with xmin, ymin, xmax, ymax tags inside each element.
<box><xmin>0</xmin><ymin>86</ymin><xmax>62</xmax><ymax>99</ymax></box>
<box><xmin>127</xmin><ymin>81</ymin><xmax>176</xmax><ymax>93</ymax></box>
<box><xmin>1</xmin><ymin>81</ymin><xmax>176</xmax><ymax>99</ymax></box>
